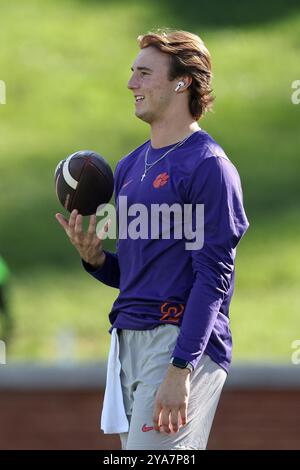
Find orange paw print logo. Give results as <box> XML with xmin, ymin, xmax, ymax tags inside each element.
<box><xmin>153</xmin><ymin>172</ymin><xmax>169</xmax><ymax>189</ymax></box>
<box><xmin>160</xmin><ymin>302</ymin><xmax>184</xmax><ymax>323</ymax></box>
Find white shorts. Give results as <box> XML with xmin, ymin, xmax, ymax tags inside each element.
<box><xmin>118</xmin><ymin>324</ymin><xmax>227</xmax><ymax>450</ymax></box>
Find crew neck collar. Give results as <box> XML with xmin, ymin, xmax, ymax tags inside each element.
<box><xmin>149</xmin><ymin>129</ymin><xmax>202</xmax><ymax>153</ymax></box>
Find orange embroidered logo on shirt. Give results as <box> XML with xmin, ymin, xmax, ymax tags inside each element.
<box><xmin>153</xmin><ymin>172</ymin><xmax>169</xmax><ymax>189</ymax></box>
<box><xmin>160</xmin><ymin>302</ymin><xmax>184</xmax><ymax>323</ymax></box>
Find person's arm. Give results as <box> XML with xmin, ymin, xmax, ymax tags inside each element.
<box><xmin>153</xmin><ymin>156</ymin><xmax>249</xmax><ymax>433</ymax></box>
<box><xmin>171</xmin><ymin>156</ymin><xmax>249</xmax><ymax>368</ymax></box>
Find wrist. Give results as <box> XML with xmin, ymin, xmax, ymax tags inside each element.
<box><xmin>86</xmin><ymin>251</ymin><xmax>106</xmax><ymax>269</ymax></box>
<box><xmin>169</xmin><ymin>357</ymin><xmax>193</xmax><ymax>373</ymax></box>
<box><xmin>168</xmin><ymin>364</ymin><xmax>191</xmax><ymax>376</ymax></box>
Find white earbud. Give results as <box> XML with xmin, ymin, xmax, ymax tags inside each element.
<box><xmin>175</xmin><ymin>81</ymin><xmax>185</xmax><ymax>92</ymax></box>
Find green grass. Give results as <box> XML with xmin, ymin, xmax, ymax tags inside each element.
<box><xmin>231</xmin><ymin>208</ymin><xmax>300</xmax><ymax>362</ymax></box>
<box><xmin>7</xmin><ymin>268</ymin><xmax>114</xmax><ymax>362</ymax></box>
<box><xmin>0</xmin><ymin>0</ymin><xmax>300</xmax><ymax>363</ymax></box>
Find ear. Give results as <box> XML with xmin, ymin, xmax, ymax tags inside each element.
<box><xmin>176</xmin><ymin>75</ymin><xmax>192</xmax><ymax>91</ymax></box>
<box><xmin>183</xmin><ymin>76</ymin><xmax>193</xmax><ymax>89</ymax></box>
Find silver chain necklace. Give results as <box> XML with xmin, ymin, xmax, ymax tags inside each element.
<box><xmin>141</xmin><ymin>133</ymin><xmax>193</xmax><ymax>182</ymax></box>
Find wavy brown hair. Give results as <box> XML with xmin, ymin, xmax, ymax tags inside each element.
<box><xmin>138</xmin><ymin>30</ymin><xmax>214</xmax><ymax>120</ymax></box>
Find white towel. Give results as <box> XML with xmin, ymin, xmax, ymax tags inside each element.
<box><xmin>101</xmin><ymin>328</ymin><xmax>129</xmax><ymax>434</ymax></box>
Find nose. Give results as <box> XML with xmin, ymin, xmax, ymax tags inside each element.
<box><xmin>127</xmin><ymin>73</ymin><xmax>139</xmax><ymax>90</ymax></box>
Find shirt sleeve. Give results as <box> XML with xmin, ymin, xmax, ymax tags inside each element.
<box><xmin>82</xmin><ymin>250</ymin><xmax>120</xmax><ymax>289</ymax></box>
<box><xmin>172</xmin><ymin>156</ymin><xmax>249</xmax><ymax>369</ymax></box>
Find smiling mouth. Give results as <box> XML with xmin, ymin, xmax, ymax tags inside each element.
<box><xmin>135</xmin><ymin>95</ymin><xmax>145</xmax><ymax>103</ymax></box>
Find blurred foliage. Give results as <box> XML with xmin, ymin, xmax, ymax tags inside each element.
<box><xmin>0</xmin><ymin>0</ymin><xmax>299</xmax><ymax>362</ymax></box>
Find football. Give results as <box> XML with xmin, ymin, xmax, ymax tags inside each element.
<box><xmin>54</xmin><ymin>150</ymin><xmax>114</xmax><ymax>216</ymax></box>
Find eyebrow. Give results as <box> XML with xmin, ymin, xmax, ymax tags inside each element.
<box><xmin>130</xmin><ymin>66</ymin><xmax>153</xmax><ymax>72</ymax></box>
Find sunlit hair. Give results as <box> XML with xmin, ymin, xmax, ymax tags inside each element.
<box><xmin>138</xmin><ymin>30</ymin><xmax>214</xmax><ymax>120</ymax></box>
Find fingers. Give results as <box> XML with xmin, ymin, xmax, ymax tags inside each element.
<box><xmin>152</xmin><ymin>402</ymin><xmax>161</xmax><ymax>432</ymax></box>
<box><xmin>69</xmin><ymin>209</ymin><xmax>78</xmax><ymax>232</ymax></box>
<box><xmin>55</xmin><ymin>209</ymin><xmax>81</xmax><ymax>241</ymax></box>
<box><xmin>56</xmin><ymin>211</ymin><xmax>111</xmax><ymax>241</ymax></box>
<box><xmin>55</xmin><ymin>209</ymin><xmax>78</xmax><ymax>234</ymax></box>
<box><xmin>55</xmin><ymin>211</ymin><xmax>113</xmax><ymax>265</ymax></box>
<box><xmin>170</xmin><ymin>409</ymin><xmax>179</xmax><ymax>433</ymax></box>
<box><xmin>179</xmin><ymin>404</ymin><xmax>187</xmax><ymax>428</ymax></box>
<box><xmin>160</xmin><ymin>408</ymin><xmax>172</xmax><ymax>434</ymax></box>
<box><xmin>160</xmin><ymin>408</ymin><xmax>185</xmax><ymax>434</ymax></box>
<box><xmin>87</xmin><ymin>214</ymin><xmax>97</xmax><ymax>236</ymax></box>
<box><xmin>55</xmin><ymin>213</ymin><xmax>69</xmax><ymax>231</ymax></box>
<box><xmin>153</xmin><ymin>403</ymin><xmax>184</xmax><ymax>434</ymax></box>
<box><xmin>74</xmin><ymin>213</ymin><xmax>83</xmax><ymax>235</ymax></box>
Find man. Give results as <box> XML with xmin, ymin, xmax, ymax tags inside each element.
<box><xmin>56</xmin><ymin>30</ymin><xmax>249</xmax><ymax>450</ymax></box>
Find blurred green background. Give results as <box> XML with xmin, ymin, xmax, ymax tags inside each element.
<box><xmin>0</xmin><ymin>0</ymin><xmax>299</xmax><ymax>363</ymax></box>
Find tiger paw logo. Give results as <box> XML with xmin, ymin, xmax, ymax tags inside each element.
<box><xmin>160</xmin><ymin>302</ymin><xmax>184</xmax><ymax>323</ymax></box>
<box><xmin>153</xmin><ymin>172</ymin><xmax>169</xmax><ymax>189</ymax></box>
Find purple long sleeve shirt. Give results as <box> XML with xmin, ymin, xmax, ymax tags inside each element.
<box><xmin>83</xmin><ymin>130</ymin><xmax>249</xmax><ymax>372</ymax></box>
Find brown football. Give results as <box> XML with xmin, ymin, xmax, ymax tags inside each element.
<box><xmin>54</xmin><ymin>150</ymin><xmax>114</xmax><ymax>215</ymax></box>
